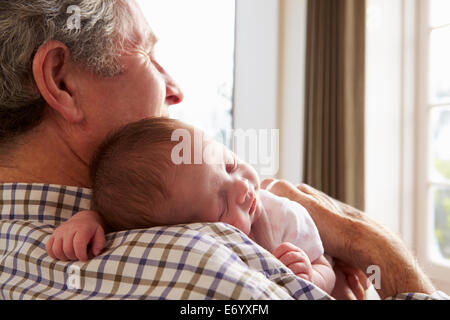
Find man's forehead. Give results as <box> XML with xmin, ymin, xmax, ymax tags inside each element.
<box><xmin>120</xmin><ymin>0</ymin><xmax>158</xmax><ymax>49</ymax></box>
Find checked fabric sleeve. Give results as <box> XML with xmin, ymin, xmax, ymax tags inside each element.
<box><xmin>0</xmin><ymin>183</ymin><xmax>330</xmax><ymax>300</ymax></box>
<box><xmin>0</xmin><ymin>183</ymin><xmax>448</xmax><ymax>300</ymax></box>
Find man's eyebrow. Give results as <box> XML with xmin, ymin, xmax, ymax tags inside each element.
<box><xmin>147</xmin><ymin>32</ymin><xmax>159</xmax><ymax>47</ymax></box>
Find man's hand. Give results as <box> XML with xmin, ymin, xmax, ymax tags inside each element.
<box><xmin>331</xmin><ymin>259</ymin><xmax>367</xmax><ymax>300</ymax></box>
<box><xmin>261</xmin><ymin>179</ymin><xmax>436</xmax><ymax>299</ymax></box>
<box><xmin>261</xmin><ymin>179</ymin><xmax>362</xmax><ymax>263</ymax></box>
<box><xmin>273</xmin><ymin>242</ymin><xmax>313</xmax><ymax>281</ymax></box>
<box><xmin>46</xmin><ymin>210</ymin><xmax>106</xmax><ymax>261</ymax></box>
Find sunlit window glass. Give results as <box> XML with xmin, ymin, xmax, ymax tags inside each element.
<box><xmin>432</xmin><ymin>187</ymin><xmax>450</xmax><ymax>259</ymax></box>
<box><xmin>430</xmin><ymin>0</ymin><xmax>450</xmax><ymax>28</ymax></box>
<box><xmin>429</xmin><ymin>27</ymin><xmax>450</xmax><ymax>105</ymax></box>
<box><xmin>428</xmin><ymin>1</ymin><xmax>450</xmax><ymax>261</ymax></box>
<box><xmin>137</xmin><ymin>0</ymin><xmax>235</xmax><ymax>146</ymax></box>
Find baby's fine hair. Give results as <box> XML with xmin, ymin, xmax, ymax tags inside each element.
<box><xmin>89</xmin><ymin>117</ymin><xmax>191</xmax><ymax>231</ymax></box>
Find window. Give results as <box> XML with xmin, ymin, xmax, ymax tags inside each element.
<box><xmin>421</xmin><ymin>0</ymin><xmax>450</xmax><ymax>262</ymax></box>
<box><xmin>366</xmin><ymin>0</ymin><xmax>450</xmax><ymax>292</ymax></box>
<box><xmin>233</xmin><ymin>0</ymin><xmax>306</xmax><ymax>182</ymax></box>
<box><xmin>416</xmin><ymin>0</ymin><xmax>450</xmax><ymax>290</ymax></box>
<box><xmin>138</xmin><ymin>0</ymin><xmax>305</xmax><ymax>182</ymax></box>
<box><xmin>365</xmin><ymin>0</ymin><xmax>403</xmax><ymax>234</ymax></box>
<box><xmin>137</xmin><ymin>0</ymin><xmax>235</xmax><ymax>146</ymax></box>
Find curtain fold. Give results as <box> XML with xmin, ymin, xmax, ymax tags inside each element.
<box><xmin>303</xmin><ymin>0</ymin><xmax>366</xmax><ymax>210</ymax></box>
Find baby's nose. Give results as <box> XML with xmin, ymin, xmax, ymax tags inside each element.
<box><xmin>235</xmin><ymin>178</ymin><xmax>250</xmax><ymax>205</ymax></box>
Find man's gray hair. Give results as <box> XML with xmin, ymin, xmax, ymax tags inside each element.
<box><xmin>0</xmin><ymin>0</ymin><xmax>127</xmax><ymax>141</ymax></box>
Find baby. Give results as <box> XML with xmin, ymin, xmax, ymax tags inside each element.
<box><xmin>47</xmin><ymin>118</ymin><xmax>336</xmax><ymax>294</ymax></box>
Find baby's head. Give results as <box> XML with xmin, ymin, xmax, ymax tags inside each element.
<box><xmin>90</xmin><ymin>118</ymin><xmax>261</xmax><ymax>234</ymax></box>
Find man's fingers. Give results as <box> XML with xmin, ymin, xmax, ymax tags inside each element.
<box><xmin>333</xmin><ymin>259</ymin><xmax>367</xmax><ymax>300</ymax></box>
<box><xmin>331</xmin><ymin>267</ymin><xmax>358</xmax><ymax>300</ymax></box>
<box><xmin>264</xmin><ymin>180</ymin><xmax>312</xmax><ymax>205</ymax></box>
<box><xmin>334</xmin><ymin>259</ymin><xmax>368</xmax><ymax>289</ymax></box>
<box><xmin>347</xmin><ymin>274</ymin><xmax>366</xmax><ymax>300</ymax></box>
<box><xmin>298</xmin><ymin>183</ymin><xmax>333</xmax><ymax>200</ymax></box>
<box><xmin>297</xmin><ymin>183</ymin><xmax>315</xmax><ymax>195</ymax></box>
<box><xmin>263</xmin><ymin>181</ymin><xmax>317</xmax><ymax>218</ymax></box>
<box><xmin>260</xmin><ymin>179</ymin><xmax>276</xmax><ymax>190</ymax></box>
<box><xmin>351</xmin><ymin>268</ymin><xmax>369</xmax><ymax>290</ymax></box>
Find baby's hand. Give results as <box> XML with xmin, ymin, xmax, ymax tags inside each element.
<box><xmin>46</xmin><ymin>210</ymin><xmax>106</xmax><ymax>262</ymax></box>
<box><xmin>273</xmin><ymin>242</ymin><xmax>313</xmax><ymax>281</ymax></box>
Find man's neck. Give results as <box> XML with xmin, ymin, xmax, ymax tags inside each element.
<box><xmin>0</xmin><ymin>125</ymin><xmax>91</xmax><ymax>188</ymax></box>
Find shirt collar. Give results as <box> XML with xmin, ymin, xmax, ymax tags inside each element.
<box><xmin>0</xmin><ymin>183</ymin><xmax>92</xmax><ymax>226</ymax></box>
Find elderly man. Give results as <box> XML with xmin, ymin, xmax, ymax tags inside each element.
<box><xmin>0</xmin><ymin>0</ymin><xmax>446</xmax><ymax>301</ymax></box>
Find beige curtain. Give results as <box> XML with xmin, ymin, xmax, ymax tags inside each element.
<box><xmin>303</xmin><ymin>0</ymin><xmax>366</xmax><ymax>210</ymax></box>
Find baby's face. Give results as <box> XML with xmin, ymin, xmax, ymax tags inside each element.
<box><xmin>168</xmin><ymin>137</ymin><xmax>261</xmax><ymax>235</ymax></box>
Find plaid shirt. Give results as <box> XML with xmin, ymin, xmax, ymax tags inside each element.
<box><xmin>0</xmin><ymin>183</ymin><xmax>447</xmax><ymax>300</ymax></box>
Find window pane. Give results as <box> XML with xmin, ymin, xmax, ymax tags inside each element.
<box><xmin>429</xmin><ymin>27</ymin><xmax>450</xmax><ymax>105</ymax></box>
<box><xmin>433</xmin><ymin>187</ymin><xmax>450</xmax><ymax>260</ymax></box>
<box><xmin>430</xmin><ymin>0</ymin><xmax>450</xmax><ymax>28</ymax></box>
<box><xmin>137</xmin><ymin>0</ymin><xmax>235</xmax><ymax>146</ymax></box>
<box><xmin>430</xmin><ymin>107</ymin><xmax>450</xmax><ymax>183</ymax></box>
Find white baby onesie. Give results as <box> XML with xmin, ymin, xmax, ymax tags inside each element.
<box><xmin>250</xmin><ymin>189</ymin><xmax>325</xmax><ymax>263</ymax></box>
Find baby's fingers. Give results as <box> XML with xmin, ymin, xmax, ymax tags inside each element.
<box><xmin>62</xmin><ymin>233</ymin><xmax>77</xmax><ymax>261</ymax></box>
<box><xmin>288</xmin><ymin>262</ymin><xmax>313</xmax><ymax>280</ymax></box>
<box><xmin>51</xmin><ymin>237</ymin><xmax>69</xmax><ymax>261</ymax></box>
<box><xmin>273</xmin><ymin>242</ymin><xmax>307</xmax><ymax>262</ymax></box>
<box><xmin>46</xmin><ymin>235</ymin><xmax>56</xmax><ymax>259</ymax></box>
<box><xmin>273</xmin><ymin>243</ymin><xmax>313</xmax><ymax>277</ymax></box>
<box><xmin>73</xmin><ymin>232</ymin><xmax>90</xmax><ymax>261</ymax></box>
<box><xmin>90</xmin><ymin>226</ymin><xmax>106</xmax><ymax>257</ymax></box>
<box><xmin>278</xmin><ymin>250</ymin><xmax>309</xmax><ymax>267</ymax></box>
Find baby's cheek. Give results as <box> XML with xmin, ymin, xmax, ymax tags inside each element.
<box><xmin>227</xmin><ymin>216</ymin><xmax>250</xmax><ymax>235</ymax></box>
<box><xmin>240</xmin><ymin>218</ymin><xmax>253</xmax><ymax>236</ymax></box>
<box><xmin>225</xmin><ymin>216</ymin><xmax>239</xmax><ymax>229</ymax></box>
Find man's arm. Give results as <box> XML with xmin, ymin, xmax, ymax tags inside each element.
<box><xmin>262</xmin><ymin>179</ymin><xmax>437</xmax><ymax>299</ymax></box>
<box><xmin>3</xmin><ymin>219</ymin><xmax>331</xmax><ymax>300</ymax></box>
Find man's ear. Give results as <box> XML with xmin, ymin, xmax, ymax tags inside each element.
<box><xmin>32</xmin><ymin>40</ymin><xmax>84</xmax><ymax>123</ymax></box>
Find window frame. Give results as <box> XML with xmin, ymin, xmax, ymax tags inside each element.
<box><xmin>233</xmin><ymin>0</ymin><xmax>307</xmax><ymax>183</ymax></box>
<box><xmin>415</xmin><ymin>0</ymin><xmax>450</xmax><ymax>291</ymax></box>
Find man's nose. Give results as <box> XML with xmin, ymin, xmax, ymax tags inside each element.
<box><xmin>164</xmin><ymin>72</ymin><xmax>184</xmax><ymax>106</ymax></box>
